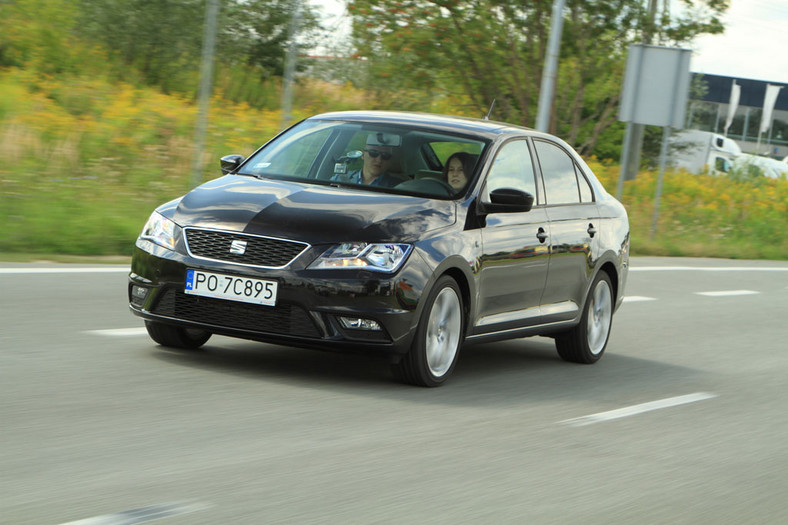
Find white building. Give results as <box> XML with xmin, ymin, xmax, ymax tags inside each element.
<box><xmin>686</xmin><ymin>73</ymin><xmax>787</xmax><ymax>159</ymax></box>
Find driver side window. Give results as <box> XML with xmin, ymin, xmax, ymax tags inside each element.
<box><xmin>485</xmin><ymin>140</ymin><xmax>537</xmax><ymax>199</ymax></box>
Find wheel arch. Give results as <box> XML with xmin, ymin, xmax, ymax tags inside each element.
<box><xmin>597</xmin><ymin>260</ymin><xmax>620</xmax><ymax>304</ymax></box>
<box><xmin>440</xmin><ymin>266</ymin><xmax>472</xmax><ymax>335</ymax></box>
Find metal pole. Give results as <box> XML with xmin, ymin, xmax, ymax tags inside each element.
<box><xmin>742</xmin><ymin>107</ymin><xmax>750</xmax><ymax>142</ymax></box>
<box><xmin>650</xmin><ymin>126</ymin><xmax>671</xmax><ymax>238</ymax></box>
<box><xmin>535</xmin><ymin>0</ymin><xmax>565</xmax><ymax>132</ymax></box>
<box><xmin>616</xmin><ymin>122</ymin><xmax>633</xmax><ymax>200</ymax></box>
<box><xmin>190</xmin><ymin>0</ymin><xmax>219</xmax><ymax>190</ymax></box>
<box><xmin>281</xmin><ymin>0</ymin><xmax>301</xmax><ymax>130</ymax></box>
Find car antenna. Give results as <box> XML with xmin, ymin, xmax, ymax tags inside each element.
<box><xmin>484</xmin><ymin>99</ymin><xmax>496</xmax><ymax>120</ymax></box>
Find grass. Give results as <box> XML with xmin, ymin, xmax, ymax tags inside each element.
<box><xmin>0</xmin><ymin>253</ymin><xmax>131</xmax><ymax>264</ymax></box>
<box><xmin>2</xmin><ymin>69</ymin><xmax>787</xmax><ymax>261</ymax></box>
<box><xmin>589</xmin><ymin>159</ymin><xmax>788</xmax><ymax>260</ymax></box>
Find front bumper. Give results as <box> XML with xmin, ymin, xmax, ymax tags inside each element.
<box><xmin>128</xmin><ymin>241</ymin><xmax>428</xmax><ymax>354</ymax></box>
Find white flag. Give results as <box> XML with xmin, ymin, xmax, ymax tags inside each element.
<box><xmin>724</xmin><ymin>80</ymin><xmax>740</xmax><ymax>136</ymax></box>
<box><xmin>760</xmin><ymin>84</ymin><xmax>783</xmax><ymax>134</ymax></box>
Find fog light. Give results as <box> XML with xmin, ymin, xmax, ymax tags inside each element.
<box><xmin>338</xmin><ymin>316</ymin><xmax>382</xmax><ymax>331</ymax></box>
<box><xmin>131</xmin><ymin>285</ymin><xmax>150</xmax><ymax>306</ymax></box>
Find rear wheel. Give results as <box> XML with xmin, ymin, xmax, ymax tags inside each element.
<box><xmin>391</xmin><ymin>276</ymin><xmax>463</xmax><ymax>387</ymax></box>
<box><xmin>556</xmin><ymin>272</ymin><xmax>614</xmax><ymax>364</ymax></box>
<box><xmin>145</xmin><ymin>320</ymin><xmax>211</xmax><ymax>350</ymax></box>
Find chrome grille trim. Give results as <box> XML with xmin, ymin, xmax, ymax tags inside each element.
<box><xmin>184</xmin><ymin>227</ymin><xmax>310</xmax><ymax>269</ymax></box>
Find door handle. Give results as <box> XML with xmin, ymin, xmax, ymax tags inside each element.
<box><xmin>536</xmin><ymin>227</ymin><xmax>548</xmax><ymax>243</ymax></box>
<box><xmin>587</xmin><ymin>223</ymin><xmax>597</xmax><ymax>238</ymax></box>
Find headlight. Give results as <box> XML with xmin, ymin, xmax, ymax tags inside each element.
<box><xmin>308</xmin><ymin>243</ymin><xmax>412</xmax><ymax>273</ymax></box>
<box><xmin>139</xmin><ymin>211</ymin><xmax>181</xmax><ymax>251</ymax></box>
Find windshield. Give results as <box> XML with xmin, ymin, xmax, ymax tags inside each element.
<box><xmin>238</xmin><ymin>120</ymin><xmax>489</xmax><ymax>198</ymax></box>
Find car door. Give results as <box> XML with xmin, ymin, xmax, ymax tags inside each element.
<box><xmin>474</xmin><ymin>139</ymin><xmax>551</xmax><ymax>333</ymax></box>
<box><xmin>532</xmin><ymin>139</ymin><xmax>600</xmax><ymax>322</ymax></box>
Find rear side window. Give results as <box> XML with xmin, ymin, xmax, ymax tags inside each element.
<box><xmin>577</xmin><ymin>165</ymin><xmax>594</xmax><ymax>203</ymax></box>
<box><xmin>429</xmin><ymin>141</ymin><xmax>483</xmax><ymax>165</ymax></box>
<box><xmin>534</xmin><ymin>140</ymin><xmax>581</xmax><ymax>205</ymax></box>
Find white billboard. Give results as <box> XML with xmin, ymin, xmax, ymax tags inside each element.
<box><xmin>618</xmin><ymin>44</ymin><xmax>692</xmax><ymax>129</ymax></box>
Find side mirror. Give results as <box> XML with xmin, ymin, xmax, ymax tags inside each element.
<box><xmin>220</xmin><ymin>154</ymin><xmax>245</xmax><ymax>174</ymax></box>
<box><xmin>715</xmin><ymin>156</ymin><xmax>732</xmax><ymax>174</ymax></box>
<box><xmin>480</xmin><ymin>188</ymin><xmax>534</xmax><ymax>213</ymax></box>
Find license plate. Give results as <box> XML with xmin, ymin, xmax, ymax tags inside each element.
<box><xmin>185</xmin><ymin>269</ymin><xmax>277</xmax><ymax>306</ymax></box>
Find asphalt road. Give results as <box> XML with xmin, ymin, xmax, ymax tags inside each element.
<box><xmin>2</xmin><ymin>257</ymin><xmax>788</xmax><ymax>524</ymax></box>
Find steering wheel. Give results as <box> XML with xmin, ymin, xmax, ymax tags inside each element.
<box><xmin>396</xmin><ymin>177</ymin><xmax>455</xmax><ymax>197</ymax></box>
<box><xmin>427</xmin><ymin>177</ymin><xmax>456</xmax><ymax>195</ymax></box>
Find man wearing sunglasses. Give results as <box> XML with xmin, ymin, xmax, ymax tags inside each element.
<box><xmin>333</xmin><ymin>134</ymin><xmax>403</xmax><ymax>187</ymax></box>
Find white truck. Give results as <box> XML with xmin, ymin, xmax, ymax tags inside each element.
<box><xmin>669</xmin><ymin>129</ymin><xmax>742</xmax><ymax>175</ymax></box>
<box><xmin>733</xmin><ymin>153</ymin><xmax>788</xmax><ymax>179</ymax></box>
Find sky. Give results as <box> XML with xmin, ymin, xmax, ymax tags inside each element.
<box><xmin>309</xmin><ymin>0</ymin><xmax>788</xmax><ymax>85</ymax></box>
<box><xmin>689</xmin><ymin>0</ymin><xmax>788</xmax><ymax>84</ymax></box>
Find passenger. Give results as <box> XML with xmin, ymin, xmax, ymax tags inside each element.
<box><xmin>332</xmin><ymin>134</ymin><xmax>402</xmax><ymax>188</ymax></box>
<box><xmin>442</xmin><ymin>152</ymin><xmax>476</xmax><ymax>191</ymax></box>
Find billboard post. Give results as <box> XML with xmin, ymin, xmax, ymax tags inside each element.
<box><xmin>617</xmin><ymin>44</ymin><xmax>692</xmax><ymax>237</ymax></box>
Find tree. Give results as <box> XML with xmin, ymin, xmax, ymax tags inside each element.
<box><xmin>348</xmin><ymin>0</ymin><xmax>728</xmax><ymax>156</ymax></box>
<box><xmin>75</xmin><ymin>0</ymin><xmax>208</xmax><ymax>92</ymax></box>
<box><xmin>74</xmin><ymin>0</ymin><xmax>321</xmax><ymax>98</ymax></box>
<box><xmin>0</xmin><ymin>0</ymin><xmax>83</xmax><ymax>73</ymax></box>
<box><xmin>220</xmin><ymin>0</ymin><xmax>321</xmax><ymax>78</ymax></box>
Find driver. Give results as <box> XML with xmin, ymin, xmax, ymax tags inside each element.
<box><xmin>332</xmin><ymin>134</ymin><xmax>402</xmax><ymax>187</ymax></box>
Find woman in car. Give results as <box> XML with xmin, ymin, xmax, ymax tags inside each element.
<box><xmin>442</xmin><ymin>152</ymin><xmax>476</xmax><ymax>191</ymax></box>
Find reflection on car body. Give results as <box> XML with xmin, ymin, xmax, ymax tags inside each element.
<box><xmin>128</xmin><ymin>111</ymin><xmax>630</xmax><ymax>386</ymax></box>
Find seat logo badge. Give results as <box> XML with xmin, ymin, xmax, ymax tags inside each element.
<box><xmin>230</xmin><ymin>240</ymin><xmax>247</xmax><ymax>255</ymax></box>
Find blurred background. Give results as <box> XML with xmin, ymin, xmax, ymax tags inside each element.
<box><xmin>0</xmin><ymin>0</ymin><xmax>786</xmax><ymax>259</ymax></box>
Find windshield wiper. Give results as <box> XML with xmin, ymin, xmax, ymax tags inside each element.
<box><xmin>236</xmin><ymin>171</ymin><xmax>266</xmax><ymax>180</ymax></box>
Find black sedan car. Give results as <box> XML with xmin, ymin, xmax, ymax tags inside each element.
<box><xmin>129</xmin><ymin>111</ymin><xmax>629</xmax><ymax>386</ymax></box>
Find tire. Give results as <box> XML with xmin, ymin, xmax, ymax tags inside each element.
<box><xmin>556</xmin><ymin>271</ymin><xmax>614</xmax><ymax>364</ymax></box>
<box><xmin>144</xmin><ymin>320</ymin><xmax>211</xmax><ymax>350</ymax></box>
<box><xmin>391</xmin><ymin>276</ymin><xmax>464</xmax><ymax>387</ymax></box>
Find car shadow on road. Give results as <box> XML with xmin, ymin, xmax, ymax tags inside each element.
<box><xmin>150</xmin><ymin>335</ymin><xmax>710</xmax><ymax>408</ymax></box>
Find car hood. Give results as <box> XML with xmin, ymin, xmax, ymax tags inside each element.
<box><xmin>170</xmin><ymin>175</ymin><xmax>456</xmax><ymax>244</ymax></box>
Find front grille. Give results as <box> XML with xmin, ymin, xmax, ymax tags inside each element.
<box><xmin>152</xmin><ymin>289</ymin><xmax>321</xmax><ymax>338</ymax></box>
<box><xmin>185</xmin><ymin>228</ymin><xmax>308</xmax><ymax>268</ymax></box>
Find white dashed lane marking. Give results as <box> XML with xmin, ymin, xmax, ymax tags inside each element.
<box><xmin>4</xmin><ymin>265</ymin><xmax>787</xmax><ymax>275</ymax></box>
<box><xmin>87</xmin><ymin>328</ymin><xmax>148</xmax><ymax>337</ymax></box>
<box><xmin>695</xmin><ymin>290</ymin><xmax>760</xmax><ymax>297</ymax></box>
<box><xmin>59</xmin><ymin>501</ymin><xmax>210</xmax><ymax>525</ymax></box>
<box><xmin>0</xmin><ymin>267</ymin><xmax>128</xmax><ymax>274</ymax></box>
<box><xmin>631</xmin><ymin>266</ymin><xmax>788</xmax><ymax>272</ymax></box>
<box><xmin>560</xmin><ymin>393</ymin><xmax>718</xmax><ymax>427</ymax></box>
<box><xmin>623</xmin><ymin>296</ymin><xmax>656</xmax><ymax>303</ymax></box>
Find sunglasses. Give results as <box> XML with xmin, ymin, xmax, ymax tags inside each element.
<box><xmin>365</xmin><ymin>149</ymin><xmax>392</xmax><ymax>160</ymax></box>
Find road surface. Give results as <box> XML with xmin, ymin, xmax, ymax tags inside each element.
<box><xmin>2</xmin><ymin>257</ymin><xmax>787</xmax><ymax>524</ymax></box>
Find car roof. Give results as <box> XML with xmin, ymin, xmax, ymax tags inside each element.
<box><xmin>308</xmin><ymin>110</ymin><xmax>549</xmax><ymax>140</ymax></box>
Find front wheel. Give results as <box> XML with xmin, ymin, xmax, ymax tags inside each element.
<box><xmin>391</xmin><ymin>276</ymin><xmax>463</xmax><ymax>387</ymax></box>
<box><xmin>145</xmin><ymin>320</ymin><xmax>211</xmax><ymax>350</ymax></box>
<box><xmin>556</xmin><ymin>272</ymin><xmax>614</xmax><ymax>364</ymax></box>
